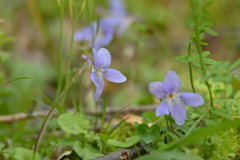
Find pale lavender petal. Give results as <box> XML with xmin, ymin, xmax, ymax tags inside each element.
<box><xmin>148</xmin><ymin>81</ymin><xmax>167</xmax><ymax>99</ymax></box>
<box><xmin>155</xmin><ymin>100</ymin><xmax>169</xmax><ymax>117</ymax></box>
<box><xmin>94</xmin><ymin>28</ymin><xmax>114</xmax><ymax>51</ymax></box>
<box><xmin>109</xmin><ymin>0</ymin><xmax>126</xmax><ymax>17</ymax></box>
<box><xmin>168</xmin><ymin>102</ymin><xmax>186</xmax><ymax>126</ymax></box>
<box><xmin>92</xmin><ymin>48</ymin><xmax>101</xmax><ymax>68</ymax></box>
<box><xmin>100</xmin><ymin>17</ymin><xmax>121</xmax><ymax>29</ymax></box>
<box><xmin>94</xmin><ymin>74</ymin><xmax>105</xmax><ymax>101</ymax></box>
<box><xmin>103</xmin><ymin>68</ymin><xmax>127</xmax><ymax>83</ymax></box>
<box><xmin>90</xmin><ymin>71</ymin><xmax>99</xmax><ymax>87</ymax></box>
<box><xmin>97</xmin><ymin>48</ymin><xmax>111</xmax><ymax>68</ymax></box>
<box><xmin>163</xmin><ymin>70</ymin><xmax>181</xmax><ymax>94</ymax></box>
<box><xmin>116</xmin><ymin>16</ymin><xmax>134</xmax><ymax>35</ymax></box>
<box><xmin>74</xmin><ymin>27</ymin><xmax>93</xmax><ymax>41</ymax></box>
<box><xmin>180</xmin><ymin>92</ymin><xmax>204</xmax><ymax>107</ymax></box>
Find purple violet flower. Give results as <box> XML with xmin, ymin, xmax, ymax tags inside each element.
<box><xmin>148</xmin><ymin>70</ymin><xmax>204</xmax><ymax>126</ymax></box>
<box><xmin>74</xmin><ymin>0</ymin><xmax>133</xmax><ymax>50</ymax></box>
<box><xmin>91</xmin><ymin>48</ymin><xmax>127</xmax><ymax>101</ymax></box>
<box><xmin>108</xmin><ymin>0</ymin><xmax>134</xmax><ymax>35</ymax></box>
<box><xmin>74</xmin><ymin>21</ymin><xmax>114</xmax><ymax>51</ymax></box>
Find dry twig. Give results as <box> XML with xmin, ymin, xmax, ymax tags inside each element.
<box><xmin>0</xmin><ymin>105</ymin><xmax>156</xmax><ymax>123</ymax></box>
<box><xmin>89</xmin><ymin>146</ymin><xmax>148</xmax><ymax>160</ymax></box>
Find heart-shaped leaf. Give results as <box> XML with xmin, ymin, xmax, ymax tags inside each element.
<box><xmin>58</xmin><ymin>112</ymin><xmax>90</xmax><ymax>134</ymax></box>
<box><xmin>137</xmin><ymin>124</ymin><xmax>160</xmax><ymax>143</ymax></box>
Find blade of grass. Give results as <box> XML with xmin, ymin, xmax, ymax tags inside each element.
<box><xmin>106</xmin><ymin>101</ymin><xmax>138</xmax><ymax>132</ymax></box>
<box><xmin>108</xmin><ymin>117</ymin><xmax>130</xmax><ymax>135</ymax></box>
<box><xmin>0</xmin><ymin>77</ymin><xmax>32</xmax><ymax>88</ymax></box>
<box><xmin>34</xmin><ymin>63</ymin><xmax>86</xmax><ymax>154</ymax></box>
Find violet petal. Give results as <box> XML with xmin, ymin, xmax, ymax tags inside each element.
<box><xmin>94</xmin><ymin>75</ymin><xmax>105</xmax><ymax>101</ymax></box>
<box><xmin>163</xmin><ymin>70</ymin><xmax>181</xmax><ymax>94</ymax></box>
<box><xmin>155</xmin><ymin>100</ymin><xmax>169</xmax><ymax>117</ymax></box>
<box><xmin>103</xmin><ymin>68</ymin><xmax>127</xmax><ymax>83</ymax></box>
<box><xmin>97</xmin><ymin>48</ymin><xmax>111</xmax><ymax>68</ymax></box>
<box><xmin>180</xmin><ymin>92</ymin><xmax>204</xmax><ymax>107</ymax></box>
<box><xmin>168</xmin><ymin>102</ymin><xmax>186</xmax><ymax>126</ymax></box>
<box><xmin>90</xmin><ymin>71</ymin><xmax>99</xmax><ymax>87</ymax></box>
<box><xmin>149</xmin><ymin>81</ymin><xmax>167</xmax><ymax>99</ymax></box>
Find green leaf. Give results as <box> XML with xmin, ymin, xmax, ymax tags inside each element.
<box><xmin>73</xmin><ymin>141</ymin><xmax>103</xmax><ymax>159</ymax></box>
<box><xmin>158</xmin><ymin>119</ymin><xmax>240</xmax><ymax>151</ymax></box>
<box><xmin>13</xmin><ymin>147</ymin><xmax>41</xmax><ymax>160</ymax></box>
<box><xmin>142</xmin><ymin>113</ymin><xmax>153</xmax><ymax>123</ymax></box>
<box><xmin>200</xmin><ymin>42</ymin><xmax>208</xmax><ymax>46</ymax></box>
<box><xmin>228</xmin><ymin>58</ymin><xmax>240</xmax><ymax>71</ymax></box>
<box><xmin>212</xmin><ymin>110</ymin><xmax>233</xmax><ymax>120</ymax></box>
<box><xmin>224</xmin><ymin>74</ymin><xmax>233</xmax><ymax>83</ymax></box>
<box><xmin>205</xmin><ymin>28</ymin><xmax>218</xmax><ymax>36</ymax></box>
<box><xmin>213</xmin><ymin>89</ymin><xmax>225</xmax><ymax>94</ymax></box>
<box><xmin>58</xmin><ymin>112</ymin><xmax>90</xmax><ymax>134</ymax></box>
<box><xmin>136</xmin><ymin>151</ymin><xmax>202</xmax><ymax>160</ymax></box>
<box><xmin>226</xmin><ymin>84</ymin><xmax>233</xmax><ymax>97</ymax></box>
<box><xmin>2</xmin><ymin>148</ymin><xmax>15</xmax><ymax>154</ymax></box>
<box><xmin>219</xmin><ymin>61</ymin><xmax>230</xmax><ymax>70</ymax></box>
<box><xmin>98</xmin><ymin>134</ymin><xmax>113</xmax><ymax>143</ymax></box>
<box><xmin>234</xmin><ymin>90</ymin><xmax>240</xmax><ymax>99</ymax></box>
<box><xmin>137</xmin><ymin>124</ymin><xmax>160</xmax><ymax>143</ymax></box>
<box><xmin>0</xmin><ymin>143</ymin><xmax>5</xmax><ymax>150</ymax></box>
<box><xmin>107</xmin><ymin>135</ymin><xmax>140</xmax><ymax>147</ymax></box>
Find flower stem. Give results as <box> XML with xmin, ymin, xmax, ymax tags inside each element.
<box><xmin>169</xmin><ymin>114</ymin><xmax>174</xmax><ymax>133</ymax></box>
<box><xmin>55</xmin><ymin>3</ymin><xmax>65</xmax><ymax>100</ymax></box>
<box><xmin>101</xmin><ymin>83</ymin><xmax>110</xmax><ymax>133</ymax></box>
<box><xmin>196</xmin><ymin>39</ymin><xmax>214</xmax><ymax>111</ymax></box>
<box><xmin>188</xmin><ymin>42</ymin><xmax>196</xmax><ymax>93</ymax></box>
<box><xmin>165</xmin><ymin>115</ymin><xmax>170</xmax><ymax>131</ymax></box>
<box><xmin>199</xmin><ymin>137</ymin><xmax>207</xmax><ymax>157</ymax></box>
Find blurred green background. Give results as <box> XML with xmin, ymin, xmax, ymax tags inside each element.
<box><xmin>0</xmin><ymin>0</ymin><xmax>240</xmax><ymax>155</ymax></box>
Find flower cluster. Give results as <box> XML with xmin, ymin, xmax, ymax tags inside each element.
<box><xmin>83</xmin><ymin>50</ymin><xmax>203</xmax><ymax>126</ymax></box>
<box><xmin>149</xmin><ymin>70</ymin><xmax>204</xmax><ymax>126</ymax></box>
<box><xmin>74</xmin><ymin>0</ymin><xmax>133</xmax><ymax>50</ymax></box>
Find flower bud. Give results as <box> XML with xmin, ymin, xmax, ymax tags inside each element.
<box><xmin>81</xmin><ymin>55</ymin><xmax>92</xmax><ymax>67</ymax></box>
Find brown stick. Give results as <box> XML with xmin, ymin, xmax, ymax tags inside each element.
<box><xmin>89</xmin><ymin>146</ymin><xmax>148</xmax><ymax>160</ymax></box>
<box><xmin>0</xmin><ymin>105</ymin><xmax>156</xmax><ymax>123</ymax></box>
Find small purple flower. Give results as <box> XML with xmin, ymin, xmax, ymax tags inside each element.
<box><xmin>74</xmin><ymin>21</ymin><xmax>114</xmax><ymax>51</ymax></box>
<box><xmin>91</xmin><ymin>48</ymin><xmax>127</xmax><ymax>101</ymax></box>
<box><xmin>74</xmin><ymin>0</ymin><xmax>133</xmax><ymax>50</ymax></box>
<box><xmin>149</xmin><ymin>70</ymin><xmax>204</xmax><ymax>126</ymax></box>
<box><xmin>108</xmin><ymin>0</ymin><xmax>134</xmax><ymax>35</ymax></box>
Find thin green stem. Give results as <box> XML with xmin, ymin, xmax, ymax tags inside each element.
<box><xmin>169</xmin><ymin>114</ymin><xmax>174</xmax><ymax>133</ymax></box>
<box><xmin>196</xmin><ymin>39</ymin><xmax>214</xmax><ymax>111</ymax></box>
<box><xmin>101</xmin><ymin>83</ymin><xmax>110</xmax><ymax>133</ymax></box>
<box><xmin>188</xmin><ymin>42</ymin><xmax>196</xmax><ymax>93</ymax></box>
<box><xmin>165</xmin><ymin>115</ymin><xmax>170</xmax><ymax>131</ymax></box>
<box><xmin>134</xmin><ymin>145</ymin><xmax>141</xmax><ymax>157</ymax></box>
<box><xmin>64</xmin><ymin>7</ymin><xmax>77</xmax><ymax>104</ymax></box>
<box><xmin>106</xmin><ymin>101</ymin><xmax>138</xmax><ymax>132</ymax></box>
<box><xmin>34</xmin><ymin>63</ymin><xmax>86</xmax><ymax>154</ymax></box>
<box><xmin>199</xmin><ymin>137</ymin><xmax>207</xmax><ymax>157</ymax></box>
<box><xmin>185</xmin><ymin>111</ymin><xmax>208</xmax><ymax>136</ymax></box>
<box><xmin>55</xmin><ymin>5</ymin><xmax>65</xmax><ymax>100</ymax></box>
